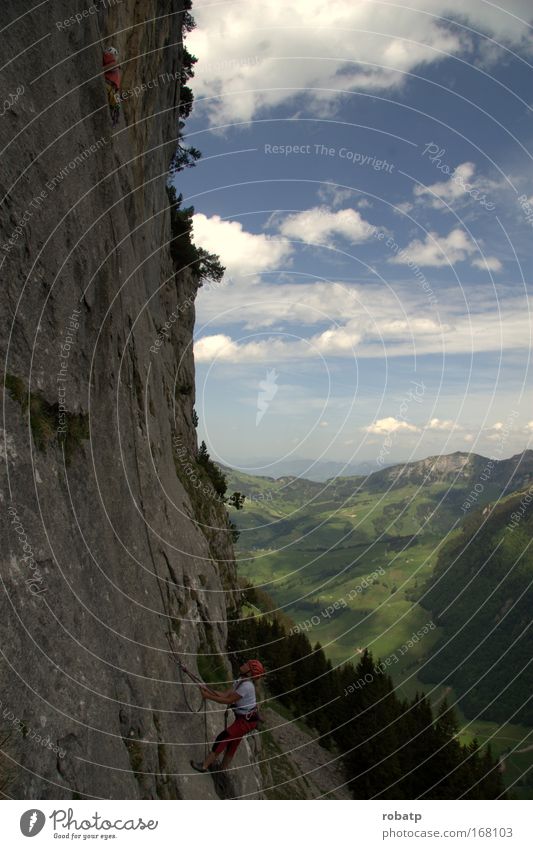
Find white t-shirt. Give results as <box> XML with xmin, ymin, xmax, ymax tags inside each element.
<box><xmin>233</xmin><ymin>678</ymin><xmax>256</xmax><ymax>714</ymax></box>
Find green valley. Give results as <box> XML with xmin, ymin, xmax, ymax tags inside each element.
<box><xmin>226</xmin><ymin>450</ymin><xmax>533</xmax><ymax>797</ymax></box>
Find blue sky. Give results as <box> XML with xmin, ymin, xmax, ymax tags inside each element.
<box><xmin>174</xmin><ymin>0</ymin><xmax>533</xmax><ymax>474</ymax></box>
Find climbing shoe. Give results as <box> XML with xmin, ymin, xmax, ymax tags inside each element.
<box><xmin>190</xmin><ymin>760</ymin><xmax>207</xmax><ymax>773</ymax></box>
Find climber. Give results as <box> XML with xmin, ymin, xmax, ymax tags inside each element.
<box><xmin>102</xmin><ymin>46</ymin><xmax>122</xmax><ymax>127</ymax></box>
<box><xmin>190</xmin><ymin>659</ymin><xmax>265</xmax><ymax>773</ymax></box>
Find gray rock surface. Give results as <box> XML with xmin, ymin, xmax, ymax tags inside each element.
<box><xmin>0</xmin><ymin>0</ymin><xmax>260</xmax><ymax>800</ymax></box>
<box><xmin>260</xmin><ymin>708</ymin><xmax>352</xmax><ymax>800</ymax></box>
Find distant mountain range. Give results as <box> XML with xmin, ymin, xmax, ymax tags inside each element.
<box><xmin>222</xmin><ymin>450</ymin><xmax>533</xmax><ymax>486</ymax></box>
<box><xmin>225</xmin><ymin>448</ymin><xmax>533</xmax><ymax>734</ymax></box>
<box><xmin>225</xmin><ymin>450</ymin><xmax>533</xmax><ymax>495</ymax></box>
<box><xmin>220</xmin><ymin>457</ymin><xmax>386</xmax><ymax>482</ymax></box>
<box><xmin>363</xmin><ymin>450</ymin><xmax>533</xmax><ymax>493</ymax></box>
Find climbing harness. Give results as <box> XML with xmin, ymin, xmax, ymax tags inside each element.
<box><xmin>223</xmin><ymin>679</ymin><xmax>262</xmax><ymax>760</ymax></box>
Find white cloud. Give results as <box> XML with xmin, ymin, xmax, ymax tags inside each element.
<box><xmin>471</xmin><ymin>256</ymin><xmax>503</xmax><ymax>272</ymax></box>
<box><xmin>425</xmin><ymin>418</ymin><xmax>460</xmax><ymax>431</ymax></box>
<box><xmin>194</xmin><ymin>321</ymin><xmax>363</xmax><ymax>363</ymax></box>
<box><xmin>197</xmin><ymin>278</ymin><xmax>365</xmax><ymax>329</ymax></box>
<box><xmin>525</xmin><ymin>421</ymin><xmax>533</xmax><ymax>433</ymax></box>
<box><xmin>379</xmin><ymin>318</ymin><xmax>450</xmax><ymax>337</ymax></box>
<box><xmin>188</xmin><ymin>1</ymin><xmax>533</xmax><ymax>124</ymax></box>
<box><xmin>194</xmin><ymin>334</ymin><xmax>238</xmax><ymax>362</ymax></box>
<box><xmin>390</xmin><ymin>227</ymin><xmax>502</xmax><ymax>271</ymax></box>
<box><xmin>194</xmin><ymin>296</ymin><xmax>532</xmax><ymax>363</ymax></box>
<box><xmin>312</xmin><ymin>322</ymin><xmax>362</xmax><ymax>354</ymax></box>
<box><xmin>390</xmin><ymin>228</ymin><xmax>475</xmax><ymax>268</ymax></box>
<box><xmin>415</xmin><ymin>162</ymin><xmax>477</xmax><ymax>207</ymax></box>
<box><xmin>317</xmin><ymin>184</ymin><xmax>356</xmax><ymax>208</ymax></box>
<box><xmin>191</xmin><ymin>215</ymin><xmax>529</xmax><ymax>361</ymax></box>
<box><xmin>277</xmin><ymin>206</ymin><xmax>374</xmax><ymax>247</ymax></box>
<box><xmin>192</xmin><ymin>213</ymin><xmax>292</xmax><ymax>279</ymax></box>
<box><xmin>394</xmin><ymin>201</ymin><xmax>414</xmax><ymax>215</ymax></box>
<box><xmin>414</xmin><ymin>160</ymin><xmax>504</xmax><ymax>214</ymax></box>
<box><xmin>364</xmin><ymin>417</ymin><xmax>420</xmax><ymax>435</ymax></box>
<box><xmin>485</xmin><ymin>420</ymin><xmax>522</xmax><ymax>442</ymax></box>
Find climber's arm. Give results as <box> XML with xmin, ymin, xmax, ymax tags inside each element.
<box><xmin>199</xmin><ymin>686</ymin><xmax>241</xmax><ymax>705</ymax></box>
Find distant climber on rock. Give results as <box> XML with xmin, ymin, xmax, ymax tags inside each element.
<box><xmin>102</xmin><ymin>46</ymin><xmax>122</xmax><ymax>127</ymax></box>
<box><xmin>190</xmin><ymin>659</ymin><xmax>265</xmax><ymax>773</ymax></box>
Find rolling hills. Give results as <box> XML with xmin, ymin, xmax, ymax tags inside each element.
<box><xmin>225</xmin><ymin>450</ymin><xmax>533</xmax><ymax>797</ymax></box>
<box><xmin>226</xmin><ymin>450</ymin><xmax>533</xmax><ymax>667</ymax></box>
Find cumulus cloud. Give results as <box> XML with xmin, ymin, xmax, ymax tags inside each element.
<box><xmin>276</xmin><ymin>206</ymin><xmax>375</xmax><ymax>247</ymax></box>
<box><xmin>188</xmin><ymin>1</ymin><xmax>533</xmax><ymax>124</ymax></box>
<box><xmin>197</xmin><ymin>278</ymin><xmax>367</xmax><ymax>329</ymax></box>
<box><xmin>194</xmin><ymin>321</ymin><xmax>363</xmax><ymax>363</ymax></box>
<box><xmin>390</xmin><ymin>228</ymin><xmax>501</xmax><ymax>271</ymax></box>
<box><xmin>414</xmin><ymin>161</ymin><xmax>503</xmax><ymax>215</ymax></box>
<box><xmin>194</xmin><ymin>283</ymin><xmax>531</xmax><ymax>363</ymax></box>
<box><xmin>415</xmin><ymin>162</ymin><xmax>477</xmax><ymax>206</ymax></box>
<box><xmin>194</xmin><ymin>334</ymin><xmax>238</xmax><ymax>362</ymax></box>
<box><xmin>390</xmin><ymin>228</ymin><xmax>476</xmax><ymax>268</ymax></box>
<box><xmin>394</xmin><ymin>201</ymin><xmax>414</xmax><ymax>215</ymax></box>
<box><xmin>471</xmin><ymin>256</ymin><xmax>503</xmax><ymax>272</ymax></box>
<box><xmin>317</xmin><ymin>184</ymin><xmax>357</xmax><ymax>208</ymax></box>
<box><xmin>364</xmin><ymin>417</ymin><xmax>420</xmax><ymax>434</ymax></box>
<box><xmin>312</xmin><ymin>322</ymin><xmax>362</xmax><ymax>354</ymax></box>
<box><xmin>191</xmin><ymin>212</ymin><xmax>529</xmax><ymax>361</ymax></box>
<box><xmin>425</xmin><ymin>418</ymin><xmax>460</xmax><ymax>431</ymax></box>
<box><xmin>379</xmin><ymin>318</ymin><xmax>450</xmax><ymax>337</ymax></box>
<box><xmin>192</xmin><ymin>213</ymin><xmax>292</xmax><ymax>279</ymax></box>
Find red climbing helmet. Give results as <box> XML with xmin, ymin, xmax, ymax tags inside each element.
<box><xmin>247</xmin><ymin>659</ymin><xmax>265</xmax><ymax>679</ymax></box>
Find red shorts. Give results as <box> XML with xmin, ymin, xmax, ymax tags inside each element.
<box><xmin>212</xmin><ymin>715</ymin><xmax>258</xmax><ymax>759</ymax></box>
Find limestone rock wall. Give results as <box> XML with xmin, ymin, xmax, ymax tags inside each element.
<box><xmin>0</xmin><ymin>0</ymin><xmax>257</xmax><ymax>800</ymax></box>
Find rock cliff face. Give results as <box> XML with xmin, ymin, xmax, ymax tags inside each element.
<box><xmin>0</xmin><ymin>0</ymin><xmax>260</xmax><ymax>800</ymax></box>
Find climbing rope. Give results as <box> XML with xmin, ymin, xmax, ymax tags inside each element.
<box><xmin>174</xmin><ymin>653</ymin><xmax>204</xmax><ymax>714</ymax></box>
<box><xmin>166</xmin><ymin>632</ymin><xmax>209</xmax><ymax>758</ymax></box>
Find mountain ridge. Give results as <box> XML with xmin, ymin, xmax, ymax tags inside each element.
<box><xmin>224</xmin><ymin>449</ymin><xmax>533</xmax><ymax>494</ymax></box>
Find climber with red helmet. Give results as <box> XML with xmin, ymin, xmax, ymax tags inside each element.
<box><xmin>190</xmin><ymin>659</ymin><xmax>265</xmax><ymax>773</ymax></box>
<box><xmin>102</xmin><ymin>46</ymin><xmax>122</xmax><ymax>127</ymax></box>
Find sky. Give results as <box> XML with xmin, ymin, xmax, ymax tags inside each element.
<box><xmin>174</xmin><ymin>0</ymin><xmax>533</xmax><ymax>475</ymax></box>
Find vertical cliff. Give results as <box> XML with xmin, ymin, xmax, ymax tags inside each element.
<box><xmin>0</xmin><ymin>0</ymin><xmax>259</xmax><ymax>799</ymax></box>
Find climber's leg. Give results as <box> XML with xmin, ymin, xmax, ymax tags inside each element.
<box><xmin>218</xmin><ymin>717</ymin><xmax>257</xmax><ymax>770</ymax></box>
<box><xmin>191</xmin><ymin>717</ymin><xmax>257</xmax><ymax>773</ymax></box>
